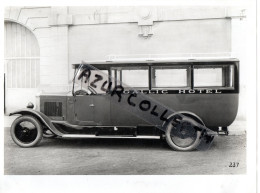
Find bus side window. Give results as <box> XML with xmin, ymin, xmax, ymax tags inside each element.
<box><xmin>111</xmin><ymin>69</ymin><xmax>122</xmax><ymax>87</ymax></box>
<box><xmin>112</xmin><ymin>67</ymin><xmax>149</xmax><ymax>89</ymax></box>
<box><xmin>151</xmin><ymin>66</ymin><xmax>189</xmax><ymax>89</ymax></box>
<box><xmin>121</xmin><ymin>69</ymin><xmax>148</xmax><ymax>88</ymax></box>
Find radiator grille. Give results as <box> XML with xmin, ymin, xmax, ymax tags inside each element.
<box><xmin>44</xmin><ymin>102</ymin><xmax>62</xmax><ymax>117</ymax></box>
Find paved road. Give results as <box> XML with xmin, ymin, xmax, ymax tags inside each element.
<box><xmin>4</xmin><ymin>127</ymin><xmax>246</xmax><ymax>175</ymax></box>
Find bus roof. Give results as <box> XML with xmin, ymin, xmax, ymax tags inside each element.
<box><xmin>72</xmin><ymin>58</ymin><xmax>239</xmax><ymax>69</ymax></box>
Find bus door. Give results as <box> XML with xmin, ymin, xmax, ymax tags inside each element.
<box><xmin>74</xmin><ymin>69</ymin><xmax>111</xmax><ymax>125</ymax></box>
<box><xmin>74</xmin><ymin>95</ymin><xmax>95</xmax><ymax>125</ymax></box>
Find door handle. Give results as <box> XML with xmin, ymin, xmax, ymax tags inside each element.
<box><xmin>89</xmin><ymin>104</ymin><xmax>95</xmax><ymax>107</ymax></box>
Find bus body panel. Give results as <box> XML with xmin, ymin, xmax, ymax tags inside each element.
<box><xmin>109</xmin><ymin>93</ymin><xmax>238</xmax><ymax>127</ymax></box>
<box><xmin>39</xmin><ymin>59</ymin><xmax>239</xmax><ymax>130</ymax></box>
<box><xmin>39</xmin><ymin>92</ymin><xmax>238</xmax><ymax>128</ymax></box>
<box><xmin>149</xmin><ymin>93</ymin><xmax>239</xmax><ymax>127</ymax></box>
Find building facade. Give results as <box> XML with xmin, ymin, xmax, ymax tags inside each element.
<box><xmin>4</xmin><ymin>6</ymin><xmax>246</xmax><ymax>131</ymax></box>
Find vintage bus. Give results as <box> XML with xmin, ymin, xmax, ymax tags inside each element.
<box><xmin>9</xmin><ymin>58</ymin><xmax>239</xmax><ymax>151</ymax></box>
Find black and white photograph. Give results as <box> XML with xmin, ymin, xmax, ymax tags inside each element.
<box><xmin>0</xmin><ymin>1</ymin><xmax>257</xmax><ymax>193</ymax></box>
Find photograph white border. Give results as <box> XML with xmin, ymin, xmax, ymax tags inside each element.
<box><xmin>0</xmin><ymin>0</ymin><xmax>257</xmax><ymax>193</ymax></box>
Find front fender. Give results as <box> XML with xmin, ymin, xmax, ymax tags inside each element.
<box><xmin>10</xmin><ymin>109</ymin><xmax>64</xmax><ymax>136</ymax></box>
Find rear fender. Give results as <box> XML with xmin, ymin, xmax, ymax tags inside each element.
<box><xmin>162</xmin><ymin>111</ymin><xmax>205</xmax><ymax>130</ymax></box>
<box><xmin>9</xmin><ymin>109</ymin><xmax>64</xmax><ymax>136</ymax></box>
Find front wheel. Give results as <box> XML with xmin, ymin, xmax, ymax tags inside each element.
<box><xmin>10</xmin><ymin>115</ymin><xmax>43</xmax><ymax>147</ymax></box>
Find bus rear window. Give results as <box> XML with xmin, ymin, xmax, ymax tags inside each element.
<box><xmin>194</xmin><ymin>65</ymin><xmax>234</xmax><ymax>88</ymax></box>
<box><xmin>194</xmin><ymin>68</ymin><xmax>222</xmax><ymax>87</ymax></box>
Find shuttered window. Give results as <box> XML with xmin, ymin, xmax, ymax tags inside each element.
<box><xmin>4</xmin><ymin>22</ymin><xmax>40</xmax><ymax>88</ymax></box>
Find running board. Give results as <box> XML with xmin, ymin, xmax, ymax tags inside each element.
<box><xmin>61</xmin><ymin>134</ymin><xmax>160</xmax><ymax>139</ymax></box>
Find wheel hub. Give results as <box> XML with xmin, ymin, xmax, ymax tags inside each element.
<box><xmin>171</xmin><ymin>121</ymin><xmax>196</xmax><ymax>139</ymax></box>
<box><xmin>23</xmin><ymin>128</ymin><xmax>30</xmax><ymax>134</ymax></box>
<box><xmin>14</xmin><ymin>121</ymin><xmax>38</xmax><ymax>143</ymax></box>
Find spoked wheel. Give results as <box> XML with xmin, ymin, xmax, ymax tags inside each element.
<box><xmin>10</xmin><ymin>116</ymin><xmax>43</xmax><ymax>147</ymax></box>
<box><xmin>165</xmin><ymin>114</ymin><xmax>203</xmax><ymax>151</ymax></box>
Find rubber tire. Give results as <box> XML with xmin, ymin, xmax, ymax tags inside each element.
<box><xmin>165</xmin><ymin>115</ymin><xmax>203</xmax><ymax>151</ymax></box>
<box><xmin>10</xmin><ymin>115</ymin><xmax>43</xmax><ymax>148</ymax></box>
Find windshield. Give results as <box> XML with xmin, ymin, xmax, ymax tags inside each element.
<box><xmin>73</xmin><ymin>63</ymin><xmax>113</xmax><ymax>95</ymax></box>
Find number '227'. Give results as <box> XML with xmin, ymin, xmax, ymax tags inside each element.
<box><xmin>229</xmin><ymin>162</ymin><xmax>239</xmax><ymax>167</ymax></box>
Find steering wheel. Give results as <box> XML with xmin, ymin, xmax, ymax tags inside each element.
<box><xmin>74</xmin><ymin>89</ymin><xmax>89</xmax><ymax>95</ymax></box>
<box><xmin>88</xmin><ymin>86</ymin><xmax>97</xmax><ymax>95</ymax></box>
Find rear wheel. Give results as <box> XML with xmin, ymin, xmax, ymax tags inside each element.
<box><xmin>10</xmin><ymin>115</ymin><xmax>43</xmax><ymax>147</ymax></box>
<box><xmin>165</xmin><ymin>114</ymin><xmax>203</xmax><ymax>151</ymax></box>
